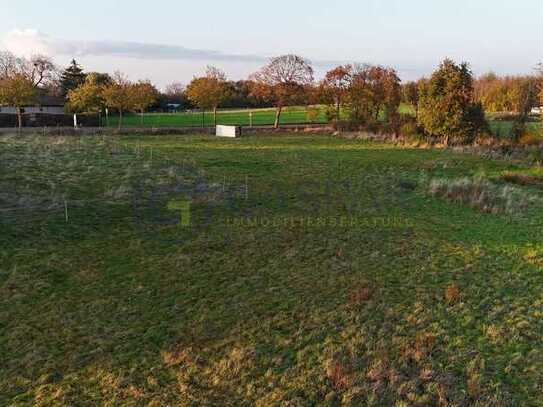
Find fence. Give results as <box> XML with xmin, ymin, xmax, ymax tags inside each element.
<box><xmin>0</xmin><ymin>113</ymin><xmax>100</xmax><ymax>128</ymax></box>
<box><xmin>105</xmin><ymin>107</ymin><xmax>328</xmax><ymax>128</ymax></box>
<box><xmin>0</xmin><ymin>106</ymin><xmax>328</xmax><ymax>129</ymax></box>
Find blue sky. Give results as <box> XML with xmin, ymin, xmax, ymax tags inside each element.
<box><xmin>1</xmin><ymin>0</ymin><xmax>542</xmax><ymax>88</ymax></box>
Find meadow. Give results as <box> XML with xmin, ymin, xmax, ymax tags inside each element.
<box><xmin>488</xmin><ymin>120</ymin><xmax>541</xmax><ymax>139</ymax></box>
<box><xmin>106</xmin><ymin>105</ymin><xmax>421</xmax><ymax>128</ymax></box>
<box><xmin>2</xmin><ymin>133</ymin><xmax>543</xmax><ymax>405</ymax></box>
<box><xmin>106</xmin><ymin>106</ymin><xmax>328</xmax><ymax>128</ymax></box>
<box><xmin>106</xmin><ymin>105</ymin><xmax>542</xmax><ymax>142</ymax></box>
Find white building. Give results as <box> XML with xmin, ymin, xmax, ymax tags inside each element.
<box><xmin>167</xmin><ymin>103</ymin><xmax>182</xmax><ymax>112</ymax></box>
<box><xmin>531</xmin><ymin>107</ymin><xmax>542</xmax><ymax>115</ymax></box>
<box><xmin>0</xmin><ymin>95</ymin><xmax>65</xmax><ymax>115</ymax></box>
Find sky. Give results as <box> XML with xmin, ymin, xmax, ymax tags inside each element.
<box><xmin>1</xmin><ymin>0</ymin><xmax>542</xmax><ymax>89</ymax></box>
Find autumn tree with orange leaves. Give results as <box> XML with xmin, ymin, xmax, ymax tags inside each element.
<box><xmin>347</xmin><ymin>64</ymin><xmax>401</xmax><ymax>127</ymax></box>
<box><xmin>251</xmin><ymin>55</ymin><xmax>314</xmax><ymax>128</ymax></box>
<box><xmin>320</xmin><ymin>65</ymin><xmax>353</xmax><ymax>122</ymax></box>
<box><xmin>101</xmin><ymin>72</ymin><xmax>134</xmax><ymax>129</ymax></box>
<box><xmin>186</xmin><ymin>66</ymin><xmax>230</xmax><ymax>126</ymax></box>
<box><xmin>130</xmin><ymin>80</ymin><xmax>159</xmax><ymax>125</ymax></box>
<box><xmin>0</xmin><ymin>73</ymin><xmax>36</xmax><ymax>128</ymax></box>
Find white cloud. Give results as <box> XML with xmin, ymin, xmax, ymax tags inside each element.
<box><xmin>0</xmin><ymin>28</ymin><xmax>423</xmax><ymax>86</ymax></box>
<box><xmin>1</xmin><ymin>28</ymin><xmax>265</xmax><ymax>63</ymax></box>
<box><xmin>1</xmin><ymin>29</ymin><xmax>57</xmax><ymax>57</ymax></box>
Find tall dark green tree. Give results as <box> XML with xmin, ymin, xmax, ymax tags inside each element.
<box><xmin>418</xmin><ymin>59</ymin><xmax>487</xmax><ymax>145</ymax></box>
<box><xmin>60</xmin><ymin>59</ymin><xmax>86</xmax><ymax>97</ymax></box>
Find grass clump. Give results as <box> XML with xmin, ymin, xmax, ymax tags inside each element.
<box><xmin>427</xmin><ymin>176</ymin><xmax>537</xmax><ymax>215</ymax></box>
<box><xmin>347</xmin><ymin>283</ymin><xmax>374</xmax><ymax>307</ymax></box>
<box><xmin>444</xmin><ymin>283</ymin><xmax>461</xmax><ymax>305</ymax></box>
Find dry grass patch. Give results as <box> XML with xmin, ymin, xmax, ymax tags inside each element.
<box><xmin>427</xmin><ymin>176</ymin><xmax>538</xmax><ymax>215</ymax></box>
<box><xmin>326</xmin><ymin>360</ymin><xmax>352</xmax><ymax>390</ymax></box>
<box><xmin>444</xmin><ymin>283</ymin><xmax>461</xmax><ymax>305</ymax></box>
<box><xmin>401</xmin><ymin>333</ymin><xmax>437</xmax><ymax>363</ymax></box>
<box><xmin>501</xmin><ymin>171</ymin><xmax>543</xmax><ymax>187</ymax></box>
<box><xmin>347</xmin><ymin>283</ymin><xmax>374</xmax><ymax>307</ymax></box>
<box><xmin>519</xmin><ymin>133</ymin><xmax>542</xmax><ymax>146</ymax></box>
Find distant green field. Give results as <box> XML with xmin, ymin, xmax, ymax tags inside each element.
<box><xmin>107</xmin><ymin>106</ymin><xmax>328</xmax><ymax>128</ymax></box>
<box><xmin>106</xmin><ymin>104</ymin><xmax>542</xmax><ymax>141</ymax></box>
<box><xmin>107</xmin><ymin>104</ymin><xmax>417</xmax><ymax>128</ymax></box>
<box><xmin>488</xmin><ymin>120</ymin><xmax>541</xmax><ymax>139</ymax></box>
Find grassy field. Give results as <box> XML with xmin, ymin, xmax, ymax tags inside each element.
<box><xmin>2</xmin><ymin>134</ymin><xmax>543</xmax><ymax>405</ymax></box>
<box><xmin>488</xmin><ymin>120</ymin><xmax>541</xmax><ymax>139</ymax></box>
<box><xmin>107</xmin><ymin>107</ymin><xmax>328</xmax><ymax>128</ymax></box>
<box><xmin>106</xmin><ymin>104</ymin><xmax>417</xmax><ymax>129</ymax></box>
<box><xmin>107</xmin><ymin>105</ymin><xmax>542</xmax><ymax>143</ymax></box>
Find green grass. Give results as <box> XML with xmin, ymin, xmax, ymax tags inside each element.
<box><xmin>107</xmin><ymin>104</ymin><xmax>542</xmax><ymax>144</ymax></box>
<box><xmin>108</xmin><ymin>106</ymin><xmax>328</xmax><ymax>128</ymax></box>
<box><xmin>107</xmin><ymin>103</ymin><xmax>417</xmax><ymax>129</ymax></box>
<box><xmin>2</xmin><ymin>134</ymin><xmax>543</xmax><ymax>405</ymax></box>
<box><xmin>489</xmin><ymin>120</ymin><xmax>541</xmax><ymax>139</ymax></box>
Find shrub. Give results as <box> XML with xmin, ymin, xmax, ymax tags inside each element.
<box><xmin>334</xmin><ymin>120</ymin><xmax>362</xmax><ymax>132</ymax></box>
<box><xmin>397</xmin><ymin>114</ymin><xmax>422</xmax><ymax>141</ymax></box>
<box><xmin>418</xmin><ymin>59</ymin><xmax>488</xmax><ymax>145</ymax></box>
<box><xmin>400</xmin><ymin>121</ymin><xmax>418</xmax><ymax>139</ymax></box>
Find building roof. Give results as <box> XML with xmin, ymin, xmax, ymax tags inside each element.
<box><xmin>37</xmin><ymin>95</ymin><xmax>65</xmax><ymax>107</ymax></box>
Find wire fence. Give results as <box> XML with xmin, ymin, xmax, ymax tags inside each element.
<box><xmin>0</xmin><ymin>136</ymin><xmax>257</xmax><ymax>247</ymax></box>
<box><xmin>105</xmin><ymin>106</ymin><xmax>328</xmax><ymax>128</ymax></box>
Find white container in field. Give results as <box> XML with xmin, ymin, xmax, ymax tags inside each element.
<box><xmin>216</xmin><ymin>125</ymin><xmax>241</xmax><ymax>138</ymax></box>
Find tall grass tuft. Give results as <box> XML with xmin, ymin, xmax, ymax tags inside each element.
<box><xmin>427</xmin><ymin>176</ymin><xmax>538</xmax><ymax>215</ymax></box>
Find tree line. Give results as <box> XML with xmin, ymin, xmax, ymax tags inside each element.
<box><xmin>0</xmin><ymin>49</ymin><xmax>542</xmax><ymax>144</ymax></box>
